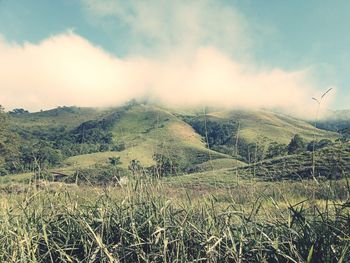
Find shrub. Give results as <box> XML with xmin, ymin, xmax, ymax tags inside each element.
<box><xmin>152</xmin><ymin>153</ymin><xmax>179</xmax><ymax>177</ymax></box>
<box><xmin>111</xmin><ymin>143</ymin><xmax>126</xmax><ymax>152</ymax></box>
<box><xmin>288</xmin><ymin>134</ymin><xmax>306</xmax><ymax>154</ymax></box>
<box><xmin>64</xmin><ymin>165</ymin><xmax>129</xmax><ymax>186</ymax></box>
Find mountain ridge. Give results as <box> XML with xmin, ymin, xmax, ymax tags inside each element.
<box><xmin>6</xmin><ymin>103</ymin><xmax>340</xmax><ymax>172</ymax></box>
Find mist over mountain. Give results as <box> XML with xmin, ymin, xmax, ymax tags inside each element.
<box><xmin>316</xmin><ymin>109</ymin><xmax>350</xmax><ymax>132</ymax></box>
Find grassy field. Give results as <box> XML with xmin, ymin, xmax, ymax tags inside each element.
<box><xmin>0</xmin><ymin>170</ymin><xmax>349</xmax><ymax>262</ymax></box>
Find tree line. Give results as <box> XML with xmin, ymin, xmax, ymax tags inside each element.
<box><xmin>0</xmin><ymin>106</ymin><xmax>125</xmax><ymax>175</ymax></box>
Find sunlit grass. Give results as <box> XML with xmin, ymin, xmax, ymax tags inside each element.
<box><xmin>0</xmin><ymin>175</ymin><xmax>349</xmax><ymax>262</ymax></box>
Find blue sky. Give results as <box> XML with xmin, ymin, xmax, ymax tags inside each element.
<box><xmin>233</xmin><ymin>0</ymin><xmax>350</xmax><ymax>108</ymax></box>
<box><xmin>0</xmin><ymin>0</ymin><xmax>349</xmax><ymax>112</ymax></box>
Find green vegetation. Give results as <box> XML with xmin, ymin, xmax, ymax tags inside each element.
<box><xmin>1</xmin><ymin>103</ymin><xmax>341</xmax><ymax>175</ymax></box>
<box><xmin>66</xmin><ymin>165</ymin><xmax>127</xmax><ymax>186</ymax></box>
<box><xmin>316</xmin><ymin>110</ymin><xmax>350</xmax><ymax>132</ymax></box>
<box><xmin>1</xmin><ymin>105</ymin><xmax>129</xmax><ymax>175</ymax></box>
<box><xmin>233</xmin><ymin>142</ymin><xmax>350</xmax><ymax>180</ymax></box>
<box><xmin>0</xmin><ymin>106</ymin><xmax>21</xmax><ymax>174</ymax></box>
<box><xmin>209</xmin><ymin>109</ymin><xmax>338</xmax><ymax>144</ymax></box>
<box><xmin>287</xmin><ymin>134</ymin><xmax>306</xmax><ymax>154</ymax></box>
<box><xmin>183</xmin><ymin>109</ymin><xmax>338</xmax><ymax>164</ymax></box>
<box><xmin>0</xmin><ymin>177</ymin><xmax>349</xmax><ymax>262</ymax></box>
<box><xmin>183</xmin><ymin>115</ymin><xmax>238</xmax><ymax>148</ymax></box>
<box><xmin>1</xmin><ymin>102</ymin><xmax>350</xmax><ymax>262</ymax></box>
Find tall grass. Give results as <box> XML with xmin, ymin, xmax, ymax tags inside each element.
<box><xmin>0</xmin><ymin>177</ymin><xmax>349</xmax><ymax>262</ymax></box>
<box><xmin>311</xmin><ymin>88</ymin><xmax>333</xmax><ymax>182</ymax></box>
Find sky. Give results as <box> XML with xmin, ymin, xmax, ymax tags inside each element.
<box><xmin>0</xmin><ymin>0</ymin><xmax>349</xmax><ymax>116</ymax></box>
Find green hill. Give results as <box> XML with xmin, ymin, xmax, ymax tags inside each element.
<box><xmin>230</xmin><ymin>141</ymin><xmax>350</xmax><ymax>180</ymax></box>
<box><xmin>10</xmin><ymin>106</ymin><xmax>107</xmax><ymax>129</ymax></box>
<box><xmin>5</xmin><ymin>103</ymin><xmax>341</xmax><ymax>175</ymax></box>
<box><xmin>167</xmin><ymin>142</ymin><xmax>350</xmax><ymax>192</ymax></box>
<box><xmin>209</xmin><ymin>109</ymin><xmax>338</xmax><ymax>144</ymax></box>
<box><xmin>65</xmin><ymin>104</ymin><xmax>232</xmax><ymax>171</ymax></box>
<box><xmin>178</xmin><ymin>108</ymin><xmax>338</xmax><ymax>163</ymax></box>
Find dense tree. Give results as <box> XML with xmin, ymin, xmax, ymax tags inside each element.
<box><xmin>0</xmin><ymin>106</ymin><xmax>7</xmax><ymax>168</ymax></box>
<box><xmin>0</xmin><ymin>106</ymin><xmax>6</xmax><ymax>140</ymax></box>
<box><xmin>152</xmin><ymin>153</ymin><xmax>179</xmax><ymax>177</ymax></box>
<box><xmin>9</xmin><ymin>108</ymin><xmax>29</xmax><ymax>115</ymax></box>
<box><xmin>0</xmin><ymin>106</ymin><xmax>21</xmax><ymax>174</ymax></box>
<box><xmin>337</xmin><ymin>128</ymin><xmax>350</xmax><ymax>142</ymax></box>
<box><xmin>0</xmin><ymin>106</ymin><xmax>128</xmax><ymax>174</ymax></box>
<box><xmin>266</xmin><ymin>142</ymin><xmax>287</xmax><ymax>159</ymax></box>
<box><xmin>111</xmin><ymin>143</ymin><xmax>126</xmax><ymax>152</ymax></box>
<box><xmin>287</xmin><ymin>134</ymin><xmax>306</xmax><ymax>154</ymax></box>
<box><xmin>185</xmin><ymin>117</ymin><xmax>238</xmax><ymax>147</ymax></box>
<box><xmin>307</xmin><ymin>139</ymin><xmax>332</xmax><ymax>151</ymax></box>
<box><xmin>18</xmin><ymin>142</ymin><xmax>63</xmax><ymax>170</ymax></box>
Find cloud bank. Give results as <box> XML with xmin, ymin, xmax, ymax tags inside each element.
<box><xmin>81</xmin><ymin>0</ymin><xmax>250</xmax><ymax>56</ymax></box>
<box><xmin>0</xmin><ymin>0</ymin><xmax>334</xmax><ymax>117</ymax></box>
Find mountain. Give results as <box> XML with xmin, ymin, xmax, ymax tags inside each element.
<box><xmin>64</xmin><ymin>104</ymin><xmax>232</xmax><ymax>171</ymax></box>
<box><xmin>316</xmin><ymin>109</ymin><xmax>350</xmax><ymax>132</ymax></box>
<box><xmin>208</xmin><ymin>109</ymin><xmax>338</xmax><ymax>144</ymax></box>
<box><xmin>5</xmin><ymin>103</ymin><xmax>339</xmax><ymax>175</ymax></box>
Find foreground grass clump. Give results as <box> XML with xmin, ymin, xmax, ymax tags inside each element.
<box><xmin>0</xmin><ymin>180</ymin><xmax>349</xmax><ymax>262</ymax></box>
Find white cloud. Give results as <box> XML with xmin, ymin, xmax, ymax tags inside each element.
<box><xmin>81</xmin><ymin>0</ymin><xmax>251</xmax><ymax>56</ymax></box>
<box><xmin>0</xmin><ymin>32</ymin><xmax>334</xmax><ymax>117</ymax></box>
<box><xmin>0</xmin><ymin>1</ymin><xmax>335</xmax><ymax>117</ymax></box>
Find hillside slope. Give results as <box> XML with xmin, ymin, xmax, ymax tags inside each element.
<box><xmin>8</xmin><ymin>104</ymin><xmax>340</xmax><ymax>173</ymax></box>
<box><xmin>316</xmin><ymin>109</ymin><xmax>350</xmax><ymax>132</ymax></box>
<box><xmin>209</xmin><ymin>109</ymin><xmax>338</xmax><ymax>144</ymax></box>
<box><xmin>65</xmin><ymin>104</ymin><xmax>236</xmax><ymax>170</ymax></box>
<box><xmin>233</xmin><ymin>141</ymin><xmax>350</xmax><ymax>180</ymax></box>
<box><xmin>9</xmin><ymin>106</ymin><xmax>107</xmax><ymax>129</ymax></box>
